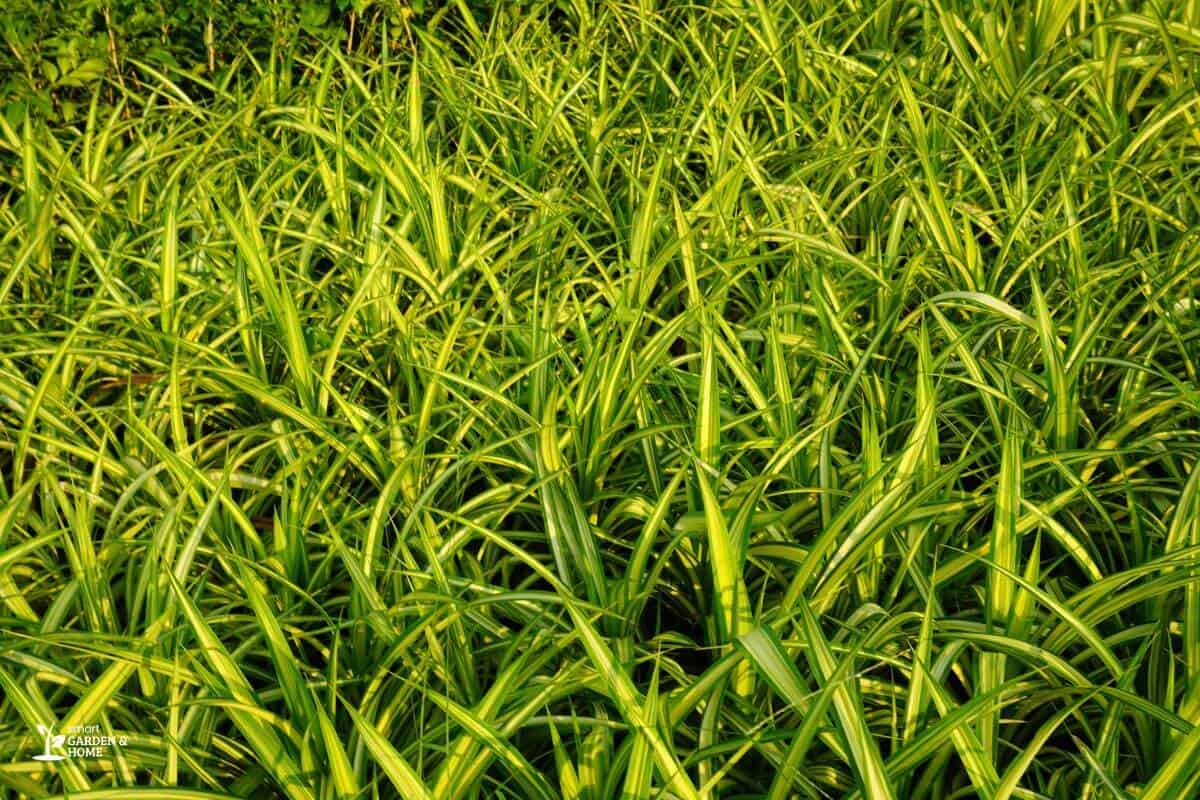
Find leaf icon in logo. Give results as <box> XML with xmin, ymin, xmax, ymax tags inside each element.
<box><xmin>32</xmin><ymin>725</ymin><xmax>65</xmax><ymax>761</ymax></box>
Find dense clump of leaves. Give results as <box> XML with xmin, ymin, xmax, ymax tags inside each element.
<box><xmin>1</xmin><ymin>1</ymin><xmax>1199</xmax><ymax>799</ymax></box>
<box><xmin>1</xmin><ymin>0</ymin><xmax>423</xmax><ymax>122</ymax></box>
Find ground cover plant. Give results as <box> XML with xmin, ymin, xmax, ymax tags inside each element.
<box><xmin>1</xmin><ymin>1</ymin><xmax>1200</xmax><ymax>798</ymax></box>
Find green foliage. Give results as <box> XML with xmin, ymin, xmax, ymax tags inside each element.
<box><xmin>0</xmin><ymin>0</ymin><xmax>418</xmax><ymax>122</ymax></box>
<box><xmin>1</xmin><ymin>1</ymin><xmax>1200</xmax><ymax>799</ymax></box>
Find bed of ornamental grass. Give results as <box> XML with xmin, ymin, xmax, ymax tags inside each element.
<box><xmin>1</xmin><ymin>2</ymin><xmax>1199</xmax><ymax>798</ymax></box>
